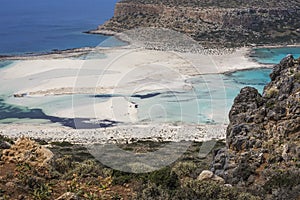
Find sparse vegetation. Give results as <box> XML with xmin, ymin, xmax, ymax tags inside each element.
<box><xmin>0</xmin><ymin>137</ymin><xmax>299</xmax><ymax>199</ymax></box>
<box><xmin>294</xmin><ymin>72</ymin><xmax>300</xmax><ymax>82</ymax></box>
<box><xmin>99</xmin><ymin>0</ymin><xmax>300</xmax><ymax>47</ymax></box>
<box><xmin>1</xmin><ymin>139</ymin><xmax>243</xmax><ymax>199</ymax></box>
<box><xmin>33</xmin><ymin>183</ymin><xmax>52</xmax><ymax>200</ymax></box>
<box><xmin>265</xmin><ymin>87</ymin><xmax>279</xmax><ymax>98</ymax></box>
<box><xmin>120</xmin><ymin>0</ymin><xmax>298</xmax><ymax>8</ymax></box>
<box><xmin>0</xmin><ymin>135</ymin><xmax>14</xmax><ymax>145</ymax></box>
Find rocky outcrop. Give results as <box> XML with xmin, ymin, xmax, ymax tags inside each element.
<box><xmin>96</xmin><ymin>0</ymin><xmax>300</xmax><ymax>47</ymax></box>
<box><xmin>212</xmin><ymin>55</ymin><xmax>300</xmax><ymax>199</ymax></box>
<box><xmin>2</xmin><ymin>137</ymin><xmax>53</xmax><ymax>168</ymax></box>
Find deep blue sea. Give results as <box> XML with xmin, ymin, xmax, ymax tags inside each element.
<box><xmin>0</xmin><ymin>0</ymin><xmax>120</xmax><ymax>55</ymax></box>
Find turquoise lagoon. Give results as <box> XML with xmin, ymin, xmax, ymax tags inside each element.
<box><xmin>0</xmin><ymin>62</ymin><xmax>271</xmax><ymax>127</ymax></box>
<box><xmin>132</xmin><ymin>68</ymin><xmax>271</xmax><ymax>124</ymax></box>
<box><xmin>0</xmin><ymin>47</ymin><xmax>299</xmax><ymax>127</ymax></box>
<box><xmin>251</xmin><ymin>47</ymin><xmax>300</xmax><ymax>64</ymax></box>
<box><xmin>1</xmin><ymin>0</ymin><xmax>299</xmax><ymax>127</ymax></box>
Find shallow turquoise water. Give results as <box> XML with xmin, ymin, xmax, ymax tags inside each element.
<box><xmin>0</xmin><ymin>61</ymin><xmax>15</xmax><ymax>69</ymax></box>
<box><xmin>0</xmin><ymin>46</ymin><xmax>297</xmax><ymax>126</ymax></box>
<box><xmin>1</xmin><ymin>0</ymin><xmax>298</xmax><ymax>126</ymax></box>
<box><xmin>0</xmin><ymin>68</ymin><xmax>271</xmax><ymax>126</ymax></box>
<box><xmin>131</xmin><ymin>68</ymin><xmax>271</xmax><ymax>124</ymax></box>
<box><xmin>252</xmin><ymin>47</ymin><xmax>300</xmax><ymax>64</ymax></box>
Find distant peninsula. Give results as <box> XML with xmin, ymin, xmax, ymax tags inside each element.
<box><xmin>90</xmin><ymin>0</ymin><xmax>300</xmax><ymax>47</ymax></box>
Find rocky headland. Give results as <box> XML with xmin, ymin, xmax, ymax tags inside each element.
<box><xmin>93</xmin><ymin>0</ymin><xmax>300</xmax><ymax>47</ymax></box>
<box><xmin>212</xmin><ymin>55</ymin><xmax>300</xmax><ymax>199</ymax></box>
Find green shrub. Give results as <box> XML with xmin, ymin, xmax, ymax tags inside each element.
<box><xmin>171</xmin><ymin>161</ymin><xmax>197</xmax><ymax>178</ymax></box>
<box><xmin>265</xmin><ymin>101</ymin><xmax>275</xmax><ymax>108</ymax></box>
<box><xmin>51</xmin><ymin>141</ymin><xmax>73</xmax><ymax>147</ymax></box>
<box><xmin>33</xmin><ymin>183</ymin><xmax>52</xmax><ymax>200</ymax></box>
<box><xmin>294</xmin><ymin>72</ymin><xmax>300</xmax><ymax>82</ymax></box>
<box><xmin>173</xmin><ymin>179</ymin><xmax>260</xmax><ymax>200</ymax></box>
<box><xmin>136</xmin><ymin>178</ymin><xmax>260</xmax><ymax>200</ymax></box>
<box><xmin>149</xmin><ymin>167</ymin><xmax>179</xmax><ymax>190</ymax></box>
<box><xmin>53</xmin><ymin>155</ymin><xmax>74</xmax><ymax>174</ymax></box>
<box><xmin>112</xmin><ymin>170</ymin><xmax>138</xmax><ymax>185</ymax></box>
<box><xmin>264</xmin><ymin>170</ymin><xmax>300</xmax><ymax>192</ymax></box>
<box><xmin>64</xmin><ymin>160</ymin><xmax>107</xmax><ymax>179</ymax></box>
<box><xmin>265</xmin><ymin>87</ymin><xmax>279</xmax><ymax>98</ymax></box>
<box><xmin>136</xmin><ymin>183</ymin><xmax>170</xmax><ymax>200</ymax></box>
<box><xmin>0</xmin><ymin>135</ymin><xmax>14</xmax><ymax>144</ymax></box>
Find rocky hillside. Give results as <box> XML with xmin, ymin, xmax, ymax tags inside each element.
<box><xmin>95</xmin><ymin>0</ymin><xmax>300</xmax><ymax>47</ymax></box>
<box><xmin>1</xmin><ymin>137</ymin><xmax>260</xmax><ymax>200</ymax></box>
<box><xmin>120</xmin><ymin>0</ymin><xmax>299</xmax><ymax>8</ymax></box>
<box><xmin>212</xmin><ymin>55</ymin><xmax>300</xmax><ymax>199</ymax></box>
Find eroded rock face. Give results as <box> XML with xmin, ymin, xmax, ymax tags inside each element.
<box><xmin>212</xmin><ymin>55</ymin><xmax>300</xmax><ymax>198</ymax></box>
<box><xmin>1</xmin><ymin>137</ymin><xmax>53</xmax><ymax>168</ymax></box>
<box><xmin>97</xmin><ymin>0</ymin><xmax>300</xmax><ymax>47</ymax></box>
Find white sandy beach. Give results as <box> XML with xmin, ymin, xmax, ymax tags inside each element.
<box><xmin>0</xmin><ymin>43</ymin><xmax>265</xmax><ymax>142</ymax></box>
<box><xmin>1</xmin><ymin>47</ymin><xmax>262</xmax><ymax>118</ymax></box>
<box><xmin>1</xmin><ymin>47</ymin><xmax>262</xmax><ymax>95</ymax></box>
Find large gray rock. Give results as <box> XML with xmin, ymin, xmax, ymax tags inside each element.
<box><xmin>212</xmin><ymin>55</ymin><xmax>300</xmax><ymax>198</ymax></box>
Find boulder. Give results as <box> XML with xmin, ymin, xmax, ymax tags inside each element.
<box><xmin>197</xmin><ymin>170</ymin><xmax>214</xmax><ymax>181</ymax></box>
<box><xmin>197</xmin><ymin>170</ymin><xmax>225</xmax><ymax>184</ymax></box>
<box><xmin>1</xmin><ymin>137</ymin><xmax>53</xmax><ymax>168</ymax></box>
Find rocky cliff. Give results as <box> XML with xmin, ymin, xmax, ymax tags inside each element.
<box><xmin>96</xmin><ymin>0</ymin><xmax>300</xmax><ymax>47</ymax></box>
<box><xmin>212</xmin><ymin>55</ymin><xmax>300</xmax><ymax>199</ymax></box>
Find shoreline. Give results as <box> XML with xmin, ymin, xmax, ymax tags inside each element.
<box><xmin>2</xmin><ymin>22</ymin><xmax>300</xmax><ymax>60</ymax></box>
<box><xmin>252</xmin><ymin>43</ymin><xmax>300</xmax><ymax>49</ymax></box>
<box><xmin>1</xmin><ymin>47</ymin><xmax>265</xmax><ymax>99</ymax></box>
<box><xmin>85</xmin><ymin>29</ymin><xmax>118</xmax><ymax>36</ymax></box>
<box><xmin>0</xmin><ymin>123</ymin><xmax>226</xmax><ymax>144</ymax></box>
<box><xmin>1</xmin><ymin>28</ymin><xmax>299</xmax><ymax>62</ymax></box>
<box><xmin>0</xmin><ymin>45</ymin><xmax>133</xmax><ymax>61</ymax></box>
<box><xmin>0</xmin><ymin>31</ymin><xmax>298</xmax><ymax>144</ymax></box>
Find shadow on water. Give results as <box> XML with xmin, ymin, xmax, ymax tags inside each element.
<box><xmin>91</xmin><ymin>94</ymin><xmax>121</xmax><ymax>98</ymax></box>
<box><xmin>131</xmin><ymin>92</ymin><xmax>161</xmax><ymax>99</ymax></box>
<box><xmin>91</xmin><ymin>91</ymin><xmax>187</xmax><ymax>100</ymax></box>
<box><xmin>91</xmin><ymin>93</ymin><xmax>162</xmax><ymax>99</ymax></box>
<box><xmin>0</xmin><ymin>98</ymin><xmax>119</xmax><ymax>129</ymax></box>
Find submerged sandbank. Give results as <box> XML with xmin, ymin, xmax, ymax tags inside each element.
<box><xmin>0</xmin><ymin>44</ymin><xmax>266</xmax><ymax>127</ymax></box>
